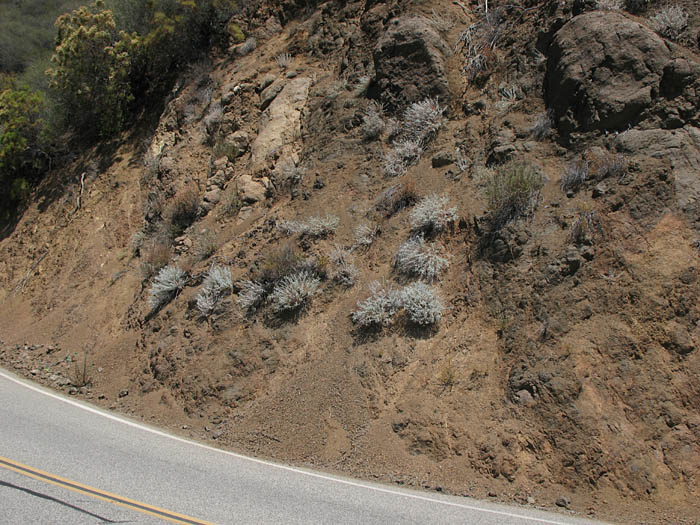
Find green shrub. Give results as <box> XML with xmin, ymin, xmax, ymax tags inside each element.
<box><xmin>485</xmin><ymin>163</ymin><xmax>544</xmax><ymax>229</ymax></box>
<box><xmin>47</xmin><ymin>1</ymin><xmax>135</xmax><ymax>138</ymax></box>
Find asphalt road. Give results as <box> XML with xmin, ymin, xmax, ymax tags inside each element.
<box><xmin>0</xmin><ymin>368</ymin><xmax>602</xmax><ymax>524</ymax></box>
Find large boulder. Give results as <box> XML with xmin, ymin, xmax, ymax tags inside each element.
<box><xmin>249</xmin><ymin>77</ymin><xmax>311</xmax><ymax>175</ymax></box>
<box><xmin>546</xmin><ymin>12</ymin><xmax>671</xmax><ymax>135</ymax></box>
<box><xmin>372</xmin><ymin>16</ymin><xmax>450</xmax><ymax>110</ymax></box>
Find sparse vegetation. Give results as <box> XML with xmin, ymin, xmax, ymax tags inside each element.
<box><xmin>383</xmin><ymin>139</ymin><xmax>423</xmax><ymax>178</ymax></box>
<box><xmin>561</xmin><ymin>158</ymin><xmax>589</xmax><ymax>193</ymax></box>
<box><xmin>237</xmin><ymin>279</ymin><xmax>267</xmax><ymax>312</ymax></box>
<box><xmin>454</xmin><ymin>7</ymin><xmax>502</xmax><ymax>82</ymax></box>
<box><xmin>330</xmin><ymin>246</ymin><xmax>358</xmax><ymax>287</ymax></box>
<box><xmin>148</xmin><ymin>265</ymin><xmax>186</xmax><ymax>310</ymax></box>
<box><xmin>237</xmin><ymin>37</ymin><xmax>257</xmax><ymax>55</ymax></box>
<box><xmin>276</xmin><ymin>52</ymin><xmax>292</xmax><ymax>68</ymax></box>
<box><xmin>196</xmin><ymin>264</ymin><xmax>232</xmax><ymax>317</ymax></box>
<box><xmin>568</xmin><ymin>205</ymin><xmax>602</xmax><ymax>245</ymax></box>
<box><xmin>530</xmin><ymin>110</ymin><xmax>554</xmax><ymax>140</ymax></box>
<box><xmin>278</xmin><ymin>214</ymin><xmax>339</xmax><ymax>238</ymax></box>
<box><xmin>167</xmin><ymin>187</ymin><xmax>200</xmax><ymax>234</ymax></box>
<box><xmin>650</xmin><ymin>6</ymin><xmax>688</xmax><ymax>41</ymax></box>
<box><xmin>268</xmin><ymin>270</ymin><xmax>320</xmax><ymax>313</ymax></box>
<box><xmin>377</xmin><ymin>181</ymin><xmax>419</xmax><ymax>217</ymax></box>
<box><xmin>353</xmin><ymin>223</ymin><xmax>380</xmax><ymax>248</ymax></box>
<box><xmin>351</xmin><ymin>281</ymin><xmax>402</xmax><ymax>328</ymax></box>
<box><xmin>590</xmin><ymin>150</ymin><xmax>627</xmax><ymax>180</ymax></box>
<box><xmin>69</xmin><ymin>348</ymin><xmax>91</xmax><ymax>387</ymax></box>
<box><xmin>394</xmin><ymin>236</ymin><xmax>450</xmax><ymax>281</ymax></box>
<box><xmin>409</xmin><ymin>194</ymin><xmax>458</xmax><ymax>234</ymax></box>
<box><xmin>485</xmin><ymin>163</ymin><xmax>544</xmax><ymax>229</ymax></box>
<box><xmin>139</xmin><ymin>240</ymin><xmax>171</xmax><ymax>279</ymax></box>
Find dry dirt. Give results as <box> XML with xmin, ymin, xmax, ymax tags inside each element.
<box><xmin>1</xmin><ymin>0</ymin><xmax>700</xmax><ymax>523</ymax></box>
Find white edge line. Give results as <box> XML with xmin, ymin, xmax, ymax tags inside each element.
<box><xmin>0</xmin><ymin>368</ymin><xmax>586</xmax><ymax>525</ymax></box>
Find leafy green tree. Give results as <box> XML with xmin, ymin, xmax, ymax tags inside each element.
<box><xmin>47</xmin><ymin>0</ymin><xmax>135</xmax><ymax>138</ymax></box>
<box><xmin>0</xmin><ymin>82</ymin><xmax>49</xmax><ymax>208</ymax></box>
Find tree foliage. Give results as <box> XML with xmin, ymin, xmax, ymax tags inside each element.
<box><xmin>47</xmin><ymin>1</ymin><xmax>135</xmax><ymax>138</ymax></box>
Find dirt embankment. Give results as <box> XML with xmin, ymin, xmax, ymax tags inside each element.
<box><xmin>2</xmin><ymin>0</ymin><xmax>700</xmax><ymax>523</ymax></box>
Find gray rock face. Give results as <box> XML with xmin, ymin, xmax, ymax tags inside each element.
<box><xmin>546</xmin><ymin>12</ymin><xmax>671</xmax><ymax>134</ymax></box>
<box><xmin>373</xmin><ymin>16</ymin><xmax>450</xmax><ymax>110</ymax></box>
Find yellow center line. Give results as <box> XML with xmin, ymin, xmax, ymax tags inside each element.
<box><xmin>0</xmin><ymin>455</ymin><xmax>213</xmax><ymax>525</ymax></box>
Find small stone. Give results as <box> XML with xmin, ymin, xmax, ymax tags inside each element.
<box><xmin>31</xmin><ymin>369</ymin><xmax>39</xmax><ymax>375</ymax></box>
<box><xmin>119</xmin><ymin>389</ymin><xmax>129</xmax><ymax>398</ymax></box>
<box><xmin>488</xmin><ymin>491</ymin><xmax>497</xmax><ymax>497</ymax></box>
<box><xmin>527</xmin><ymin>496</ymin><xmax>535</xmax><ymax>504</ymax></box>
<box><xmin>432</xmin><ymin>150</ymin><xmax>454</xmax><ymax>168</ymax></box>
<box><xmin>203</xmin><ymin>189</ymin><xmax>222</xmax><ymax>205</ymax></box>
<box><xmin>592</xmin><ymin>183</ymin><xmax>606</xmax><ymax>198</ymax></box>
<box><xmin>556</xmin><ymin>496</ymin><xmax>571</xmax><ymax>508</ymax></box>
<box><xmin>313</xmin><ymin>178</ymin><xmax>325</xmax><ymax>190</ymax></box>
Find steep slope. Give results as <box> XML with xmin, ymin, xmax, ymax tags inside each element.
<box><xmin>1</xmin><ymin>0</ymin><xmax>700</xmax><ymax>523</ymax></box>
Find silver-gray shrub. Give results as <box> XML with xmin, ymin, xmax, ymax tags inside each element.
<box><xmin>196</xmin><ymin>265</ymin><xmax>232</xmax><ymax>317</ymax></box>
<box><xmin>330</xmin><ymin>246</ymin><xmax>358</xmax><ymax>287</ymax></box>
<box><xmin>399</xmin><ymin>282</ymin><xmax>444</xmax><ymax>325</ymax></box>
<box><xmin>148</xmin><ymin>265</ymin><xmax>186</xmax><ymax>310</ymax></box>
<box><xmin>351</xmin><ymin>281</ymin><xmax>403</xmax><ymax>328</ymax></box>
<box><xmin>237</xmin><ymin>280</ymin><xmax>267</xmax><ymax>312</ymax></box>
<box><xmin>530</xmin><ymin>110</ymin><xmax>554</xmax><ymax>140</ymax></box>
<box><xmin>237</xmin><ymin>37</ymin><xmax>257</xmax><ymax>55</ymax></box>
<box><xmin>651</xmin><ymin>6</ymin><xmax>688</xmax><ymax>41</ymax></box>
<box><xmin>394</xmin><ymin>236</ymin><xmax>449</xmax><ymax>281</ymax></box>
<box><xmin>269</xmin><ymin>270</ymin><xmax>321</xmax><ymax>313</ymax></box>
<box><xmin>278</xmin><ymin>215</ymin><xmax>339</xmax><ymax>238</ymax></box>
<box><xmin>409</xmin><ymin>194</ymin><xmax>458</xmax><ymax>234</ymax></box>
<box><xmin>403</xmin><ymin>98</ymin><xmax>446</xmax><ymax>144</ymax></box>
<box><xmin>276</xmin><ymin>52</ymin><xmax>292</xmax><ymax>68</ymax></box>
<box><xmin>362</xmin><ymin>102</ymin><xmax>385</xmax><ymax>142</ymax></box>
<box><xmin>353</xmin><ymin>222</ymin><xmax>379</xmax><ymax>248</ymax></box>
<box><xmin>383</xmin><ymin>139</ymin><xmax>423</xmax><ymax>178</ymax></box>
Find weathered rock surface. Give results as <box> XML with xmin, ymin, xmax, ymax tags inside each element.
<box><xmin>372</xmin><ymin>16</ymin><xmax>450</xmax><ymax>110</ymax></box>
<box><xmin>249</xmin><ymin>77</ymin><xmax>311</xmax><ymax>174</ymax></box>
<box><xmin>237</xmin><ymin>174</ymin><xmax>267</xmax><ymax>203</ymax></box>
<box><xmin>546</xmin><ymin>12</ymin><xmax>671</xmax><ymax>134</ymax></box>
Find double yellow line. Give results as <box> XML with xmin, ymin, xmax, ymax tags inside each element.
<box><xmin>0</xmin><ymin>455</ymin><xmax>212</xmax><ymax>524</ymax></box>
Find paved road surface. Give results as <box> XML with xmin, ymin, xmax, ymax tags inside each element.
<box><xmin>0</xmin><ymin>368</ymin><xmax>602</xmax><ymax>524</ymax></box>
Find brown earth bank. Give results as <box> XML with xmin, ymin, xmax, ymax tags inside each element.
<box><xmin>1</xmin><ymin>0</ymin><xmax>700</xmax><ymax>523</ymax></box>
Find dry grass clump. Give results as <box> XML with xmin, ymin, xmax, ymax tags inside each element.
<box><xmin>454</xmin><ymin>7</ymin><xmax>502</xmax><ymax>81</ymax></box>
<box><xmin>568</xmin><ymin>205</ymin><xmax>603</xmax><ymax>245</ymax></box>
<box><xmin>651</xmin><ymin>6</ymin><xmax>688</xmax><ymax>41</ymax></box>
<box><xmin>394</xmin><ymin>236</ymin><xmax>449</xmax><ymax>281</ymax></box>
<box><xmin>589</xmin><ymin>150</ymin><xmax>627</xmax><ymax>180</ymax></box>
<box><xmin>276</xmin><ymin>53</ymin><xmax>292</xmax><ymax>68</ymax></box>
<box><xmin>377</xmin><ymin>181</ymin><xmax>419</xmax><ymax>217</ymax></box>
<box><xmin>139</xmin><ymin>240</ymin><xmax>172</xmax><ymax>279</ymax></box>
<box><xmin>330</xmin><ymin>246</ymin><xmax>358</xmax><ymax>287</ymax></box>
<box><xmin>167</xmin><ymin>187</ymin><xmax>200</xmax><ymax>234</ymax></box>
<box><xmin>148</xmin><ymin>265</ymin><xmax>186</xmax><ymax>310</ymax></box>
<box><xmin>485</xmin><ymin>163</ymin><xmax>544</xmax><ymax>229</ymax></box>
<box><xmin>278</xmin><ymin>215</ymin><xmax>339</xmax><ymax>238</ymax></box>
<box><xmin>530</xmin><ymin>110</ymin><xmax>554</xmax><ymax>140</ymax></box>
<box><xmin>353</xmin><ymin>222</ymin><xmax>380</xmax><ymax>248</ymax></box>
<box><xmin>351</xmin><ymin>281</ymin><xmax>444</xmax><ymax>328</ymax></box>
<box><xmin>268</xmin><ymin>270</ymin><xmax>321</xmax><ymax>313</ymax></box>
<box><xmin>196</xmin><ymin>265</ymin><xmax>232</xmax><ymax>317</ymax></box>
<box><xmin>409</xmin><ymin>194</ymin><xmax>458</xmax><ymax>234</ymax></box>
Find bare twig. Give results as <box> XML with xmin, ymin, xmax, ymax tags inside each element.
<box><xmin>71</xmin><ymin>172</ymin><xmax>86</xmax><ymax>217</ymax></box>
<box><xmin>14</xmin><ymin>250</ymin><xmax>49</xmax><ymax>294</ymax></box>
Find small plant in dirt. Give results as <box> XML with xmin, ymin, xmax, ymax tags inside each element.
<box><xmin>237</xmin><ymin>37</ymin><xmax>257</xmax><ymax>55</ymax></box>
<box><xmin>399</xmin><ymin>282</ymin><xmax>444</xmax><ymax>325</ymax></box>
<box><xmin>383</xmin><ymin>139</ymin><xmax>423</xmax><ymax>178</ymax></box>
<box><xmin>589</xmin><ymin>150</ymin><xmax>627</xmax><ymax>181</ymax></box>
<box><xmin>148</xmin><ymin>265</ymin><xmax>186</xmax><ymax>310</ymax></box>
<box><xmin>377</xmin><ymin>181</ymin><xmax>419</xmax><ymax>217</ymax></box>
<box><xmin>70</xmin><ymin>348</ymin><xmax>91</xmax><ymax>388</ymax></box>
<box><xmin>276</xmin><ymin>52</ymin><xmax>292</xmax><ymax>68</ymax></box>
<box><xmin>530</xmin><ymin>110</ymin><xmax>554</xmax><ymax>140</ymax></box>
<box><xmin>560</xmin><ymin>158</ymin><xmax>589</xmax><ymax>193</ymax></box>
<box><xmin>167</xmin><ymin>187</ymin><xmax>200</xmax><ymax>234</ymax></box>
<box><xmin>218</xmin><ymin>185</ymin><xmax>241</xmax><ymax>217</ymax></box>
<box><xmin>330</xmin><ymin>246</ymin><xmax>358</xmax><ymax>287</ymax></box>
<box><xmin>354</xmin><ymin>222</ymin><xmax>380</xmax><ymax>248</ymax></box>
<box><xmin>394</xmin><ymin>235</ymin><xmax>450</xmax><ymax>281</ymax></box>
<box><xmin>196</xmin><ymin>264</ymin><xmax>232</xmax><ymax>317</ymax></box>
<box><xmin>278</xmin><ymin>214</ymin><xmax>339</xmax><ymax>238</ymax></box>
<box><xmin>650</xmin><ymin>6</ymin><xmax>688</xmax><ymax>41</ymax></box>
<box><xmin>257</xmin><ymin>244</ymin><xmax>304</xmax><ymax>283</ymax></box>
<box><xmin>193</xmin><ymin>230</ymin><xmax>217</xmax><ymax>260</ymax></box>
<box><xmin>351</xmin><ymin>281</ymin><xmax>403</xmax><ymax>328</ymax></box>
<box><xmin>268</xmin><ymin>270</ymin><xmax>321</xmax><ymax>313</ymax></box>
<box><xmin>139</xmin><ymin>240</ymin><xmax>172</xmax><ymax>280</ymax></box>
<box><xmin>362</xmin><ymin>102</ymin><xmax>385</xmax><ymax>142</ymax></box>
<box><xmin>485</xmin><ymin>163</ymin><xmax>544</xmax><ymax>229</ymax></box>
<box><xmin>237</xmin><ymin>279</ymin><xmax>267</xmax><ymax>312</ymax></box>
<box><xmin>568</xmin><ymin>204</ymin><xmax>603</xmax><ymax>245</ymax></box>
<box><xmin>409</xmin><ymin>194</ymin><xmax>458</xmax><ymax>235</ymax></box>
<box><xmin>454</xmin><ymin>7</ymin><xmax>503</xmax><ymax>82</ymax></box>
<box><xmin>438</xmin><ymin>362</ymin><xmax>456</xmax><ymax>388</ymax></box>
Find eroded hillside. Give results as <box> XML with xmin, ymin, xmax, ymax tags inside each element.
<box><xmin>2</xmin><ymin>0</ymin><xmax>699</xmax><ymax>522</ymax></box>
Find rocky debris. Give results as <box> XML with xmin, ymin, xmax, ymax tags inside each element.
<box><xmin>556</xmin><ymin>496</ymin><xmax>571</xmax><ymax>508</ymax></box>
<box><xmin>663</xmin><ymin>321</ymin><xmax>696</xmax><ymax>355</ymax></box>
<box><xmin>174</xmin><ymin>236</ymin><xmax>193</xmax><ymax>254</ymax></box>
<box><xmin>372</xmin><ymin>16</ymin><xmax>450</xmax><ymax>110</ymax></box>
<box><xmin>249</xmin><ymin>77</ymin><xmax>311</xmax><ymax>174</ymax></box>
<box><xmin>237</xmin><ymin>174</ymin><xmax>267</xmax><ymax>203</ymax></box>
<box><xmin>260</xmin><ymin>80</ymin><xmax>285</xmax><ymax>110</ymax></box>
<box><xmin>546</xmin><ymin>12</ymin><xmax>671</xmax><ymax>135</ymax></box>
<box><xmin>431</xmin><ymin>150</ymin><xmax>454</xmax><ymax>168</ymax></box>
